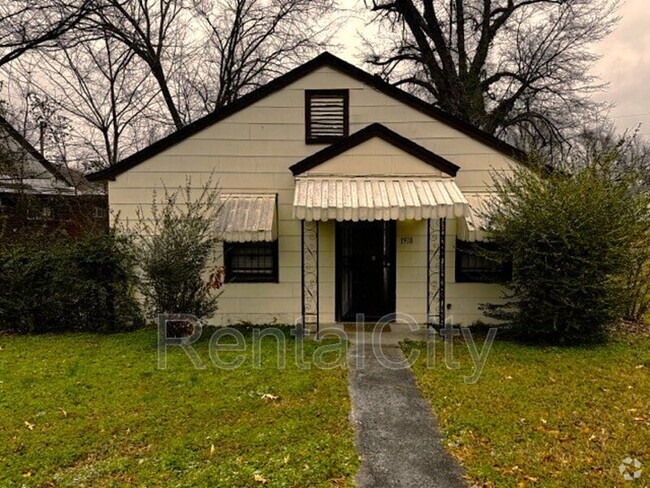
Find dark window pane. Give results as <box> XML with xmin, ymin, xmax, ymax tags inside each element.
<box><xmin>225</xmin><ymin>241</ymin><xmax>278</xmax><ymax>283</ymax></box>
<box><xmin>455</xmin><ymin>240</ymin><xmax>512</xmax><ymax>283</ymax></box>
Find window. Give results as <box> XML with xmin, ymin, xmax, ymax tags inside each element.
<box><xmin>305</xmin><ymin>89</ymin><xmax>349</xmax><ymax>143</ymax></box>
<box><xmin>224</xmin><ymin>241</ymin><xmax>278</xmax><ymax>283</ymax></box>
<box><xmin>455</xmin><ymin>240</ymin><xmax>512</xmax><ymax>283</ymax></box>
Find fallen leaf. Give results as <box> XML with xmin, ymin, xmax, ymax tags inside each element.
<box><xmin>24</xmin><ymin>421</ymin><xmax>34</xmax><ymax>431</ymax></box>
<box><xmin>261</xmin><ymin>394</ymin><xmax>279</xmax><ymax>401</ymax></box>
<box><xmin>635</xmin><ymin>365</ymin><xmax>645</xmax><ymax>369</ymax></box>
<box><xmin>254</xmin><ymin>474</ymin><xmax>268</xmax><ymax>484</ymax></box>
<box><xmin>283</xmin><ymin>455</ymin><xmax>290</xmax><ymax>464</ymax></box>
<box><xmin>59</xmin><ymin>408</ymin><xmax>67</xmax><ymax>418</ymax></box>
<box><xmin>210</xmin><ymin>444</ymin><xmax>216</xmax><ymax>456</ymax></box>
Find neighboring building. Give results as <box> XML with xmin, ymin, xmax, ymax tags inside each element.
<box><xmin>88</xmin><ymin>52</ymin><xmax>525</xmax><ymax>329</ymax></box>
<box><xmin>0</xmin><ymin>115</ymin><xmax>107</xmax><ymax>237</ymax></box>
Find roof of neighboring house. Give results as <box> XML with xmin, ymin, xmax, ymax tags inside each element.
<box><xmin>0</xmin><ymin>114</ymin><xmax>69</xmax><ymax>184</ymax></box>
<box><xmin>289</xmin><ymin>123</ymin><xmax>461</xmax><ymax>177</ymax></box>
<box><xmin>88</xmin><ymin>52</ymin><xmax>527</xmax><ymax>182</ymax></box>
<box><xmin>0</xmin><ymin>114</ymin><xmax>104</xmax><ymax>195</ymax></box>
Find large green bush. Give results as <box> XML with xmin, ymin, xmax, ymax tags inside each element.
<box><xmin>128</xmin><ymin>177</ymin><xmax>223</xmax><ymax>322</ymax></box>
<box><xmin>0</xmin><ymin>230</ymin><xmax>143</xmax><ymax>333</ymax></box>
<box><xmin>483</xmin><ymin>156</ymin><xmax>650</xmax><ymax>344</ymax></box>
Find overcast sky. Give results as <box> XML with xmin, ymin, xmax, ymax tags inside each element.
<box><xmin>334</xmin><ymin>0</ymin><xmax>649</xmax><ymax>140</ymax></box>
<box><xmin>594</xmin><ymin>0</ymin><xmax>650</xmax><ymax>138</ymax></box>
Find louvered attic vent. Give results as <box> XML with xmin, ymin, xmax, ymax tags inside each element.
<box><xmin>305</xmin><ymin>89</ymin><xmax>349</xmax><ymax>143</ymax></box>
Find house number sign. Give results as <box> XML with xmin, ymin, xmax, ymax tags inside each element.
<box><xmin>400</xmin><ymin>236</ymin><xmax>414</xmax><ymax>245</ymax></box>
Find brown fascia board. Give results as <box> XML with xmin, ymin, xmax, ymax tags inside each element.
<box><xmin>88</xmin><ymin>52</ymin><xmax>526</xmax><ymax>182</ymax></box>
<box><xmin>289</xmin><ymin>123</ymin><xmax>460</xmax><ymax>177</ymax></box>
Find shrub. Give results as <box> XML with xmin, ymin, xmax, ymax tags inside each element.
<box><xmin>483</xmin><ymin>155</ymin><xmax>650</xmax><ymax>344</ymax></box>
<box><xmin>0</xmin><ymin>230</ymin><xmax>143</xmax><ymax>334</ymax></box>
<box><xmin>128</xmin><ymin>177</ymin><xmax>223</xmax><ymax>322</ymax></box>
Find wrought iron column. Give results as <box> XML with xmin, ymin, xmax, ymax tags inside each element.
<box><xmin>301</xmin><ymin>220</ymin><xmax>319</xmax><ymax>334</ymax></box>
<box><xmin>438</xmin><ymin>217</ymin><xmax>446</xmax><ymax>328</ymax></box>
<box><xmin>426</xmin><ymin>218</ymin><xmax>447</xmax><ymax>328</ymax></box>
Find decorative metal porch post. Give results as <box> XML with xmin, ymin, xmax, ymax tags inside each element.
<box><xmin>426</xmin><ymin>217</ymin><xmax>447</xmax><ymax>328</ymax></box>
<box><xmin>301</xmin><ymin>220</ymin><xmax>319</xmax><ymax>334</ymax></box>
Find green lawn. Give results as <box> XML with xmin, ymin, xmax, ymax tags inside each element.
<box><xmin>404</xmin><ymin>335</ymin><xmax>650</xmax><ymax>487</ymax></box>
<box><xmin>0</xmin><ymin>329</ymin><xmax>358</xmax><ymax>487</ymax></box>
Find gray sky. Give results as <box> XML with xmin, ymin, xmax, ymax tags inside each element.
<box><xmin>334</xmin><ymin>0</ymin><xmax>650</xmax><ymax>140</ymax></box>
<box><xmin>594</xmin><ymin>0</ymin><xmax>650</xmax><ymax>138</ymax></box>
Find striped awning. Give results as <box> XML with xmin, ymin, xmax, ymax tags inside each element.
<box><xmin>293</xmin><ymin>177</ymin><xmax>469</xmax><ymax>221</ymax></box>
<box><xmin>457</xmin><ymin>194</ymin><xmax>493</xmax><ymax>242</ymax></box>
<box><xmin>218</xmin><ymin>194</ymin><xmax>277</xmax><ymax>242</ymax></box>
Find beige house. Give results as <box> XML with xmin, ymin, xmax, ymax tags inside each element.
<box><xmin>89</xmin><ymin>53</ymin><xmax>524</xmax><ymax>330</ymax></box>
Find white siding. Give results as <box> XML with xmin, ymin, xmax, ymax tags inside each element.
<box><xmin>108</xmin><ymin>65</ymin><xmax>515</xmax><ymax>325</ymax></box>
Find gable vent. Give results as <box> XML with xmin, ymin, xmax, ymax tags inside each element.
<box><xmin>305</xmin><ymin>90</ymin><xmax>349</xmax><ymax>143</ymax></box>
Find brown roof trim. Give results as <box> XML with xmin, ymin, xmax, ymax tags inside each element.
<box><xmin>0</xmin><ymin>114</ymin><xmax>70</xmax><ymax>185</ymax></box>
<box><xmin>289</xmin><ymin>123</ymin><xmax>460</xmax><ymax>177</ymax></box>
<box><xmin>88</xmin><ymin>52</ymin><xmax>526</xmax><ymax>182</ymax></box>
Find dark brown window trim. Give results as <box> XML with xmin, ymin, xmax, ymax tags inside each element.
<box><xmin>305</xmin><ymin>89</ymin><xmax>349</xmax><ymax>144</ymax></box>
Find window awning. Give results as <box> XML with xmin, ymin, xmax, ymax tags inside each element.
<box><xmin>218</xmin><ymin>194</ymin><xmax>277</xmax><ymax>242</ymax></box>
<box><xmin>293</xmin><ymin>176</ymin><xmax>469</xmax><ymax>221</ymax></box>
<box><xmin>457</xmin><ymin>194</ymin><xmax>494</xmax><ymax>242</ymax></box>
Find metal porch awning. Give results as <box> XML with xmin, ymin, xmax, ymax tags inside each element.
<box><xmin>218</xmin><ymin>193</ymin><xmax>277</xmax><ymax>242</ymax></box>
<box><xmin>457</xmin><ymin>193</ymin><xmax>495</xmax><ymax>242</ymax></box>
<box><xmin>293</xmin><ymin>176</ymin><xmax>469</xmax><ymax>221</ymax></box>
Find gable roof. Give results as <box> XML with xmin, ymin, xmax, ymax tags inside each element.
<box><xmin>0</xmin><ymin>114</ymin><xmax>69</xmax><ymax>184</ymax></box>
<box><xmin>87</xmin><ymin>52</ymin><xmax>527</xmax><ymax>182</ymax></box>
<box><xmin>289</xmin><ymin>123</ymin><xmax>460</xmax><ymax>177</ymax></box>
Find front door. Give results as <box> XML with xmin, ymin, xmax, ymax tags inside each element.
<box><xmin>336</xmin><ymin>221</ymin><xmax>396</xmax><ymax>322</ymax></box>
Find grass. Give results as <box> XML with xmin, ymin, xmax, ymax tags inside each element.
<box><xmin>403</xmin><ymin>335</ymin><xmax>650</xmax><ymax>487</ymax></box>
<box><xmin>0</xmin><ymin>328</ymin><xmax>358</xmax><ymax>487</ymax></box>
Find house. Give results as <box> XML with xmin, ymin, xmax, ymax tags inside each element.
<box><xmin>0</xmin><ymin>114</ymin><xmax>107</xmax><ymax>237</ymax></box>
<box><xmin>88</xmin><ymin>52</ymin><xmax>524</xmax><ymax>330</ymax></box>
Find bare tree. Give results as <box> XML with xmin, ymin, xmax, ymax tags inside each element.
<box><xmin>1</xmin><ymin>0</ymin><xmax>338</xmax><ymax>167</ymax></box>
<box><xmin>88</xmin><ymin>0</ymin><xmax>337</xmax><ymax>130</ymax></box>
<box><xmin>88</xmin><ymin>0</ymin><xmax>192</xmax><ymax>131</ymax></box>
<box><xmin>0</xmin><ymin>0</ymin><xmax>95</xmax><ymax>67</ymax></box>
<box><xmin>364</xmin><ymin>0</ymin><xmax>620</xmax><ymax>155</ymax></box>
<box><xmin>190</xmin><ymin>0</ymin><xmax>336</xmax><ymax>112</ymax></box>
<box><xmin>25</xmin><ymin>36</ymin><xmax>159</xmax><ymax>169</ymax></box>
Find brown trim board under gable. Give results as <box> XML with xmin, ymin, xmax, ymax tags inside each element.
<box><xmin>88</xmin><ymin>52</ymin><xmax>526</xmax><ymax>182</ymax></box>
<box><xmin>289</xmin><ymin>123</ymin><xmax>460</xmax><ymax>177</ymax></box>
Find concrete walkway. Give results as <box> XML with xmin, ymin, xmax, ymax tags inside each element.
<box><xmin>347</xmin><ymin>343</ymin><xmax>466</xmax><ymax>488</ymax></box>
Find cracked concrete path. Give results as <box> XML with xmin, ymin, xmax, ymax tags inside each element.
<box><xmin>347</xmin><ymin>343</ymin><xmax>466</xmax><ymax>488</ymax></box>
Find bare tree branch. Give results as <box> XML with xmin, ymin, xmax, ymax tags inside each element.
<box><xmin>364</xmin><ymin>0</ymin><xmax>620</xmax><ymax>159</ymax></box>
<box><xmin>0</xmin><ymin>0</ymin><xmax>95</xmax><ymax>66</ymax></box>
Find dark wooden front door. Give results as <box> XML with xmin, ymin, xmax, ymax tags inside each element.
<box><xmin>336</xmin><ymin>221</ymin><xmax>396</xmax><ymax>322</ymax></box>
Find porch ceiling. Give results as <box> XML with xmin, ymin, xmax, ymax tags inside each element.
<box><xmin>293</xmin><ymin>176</ymin><xmax>469</xmax><ymax>222</ymax></box>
